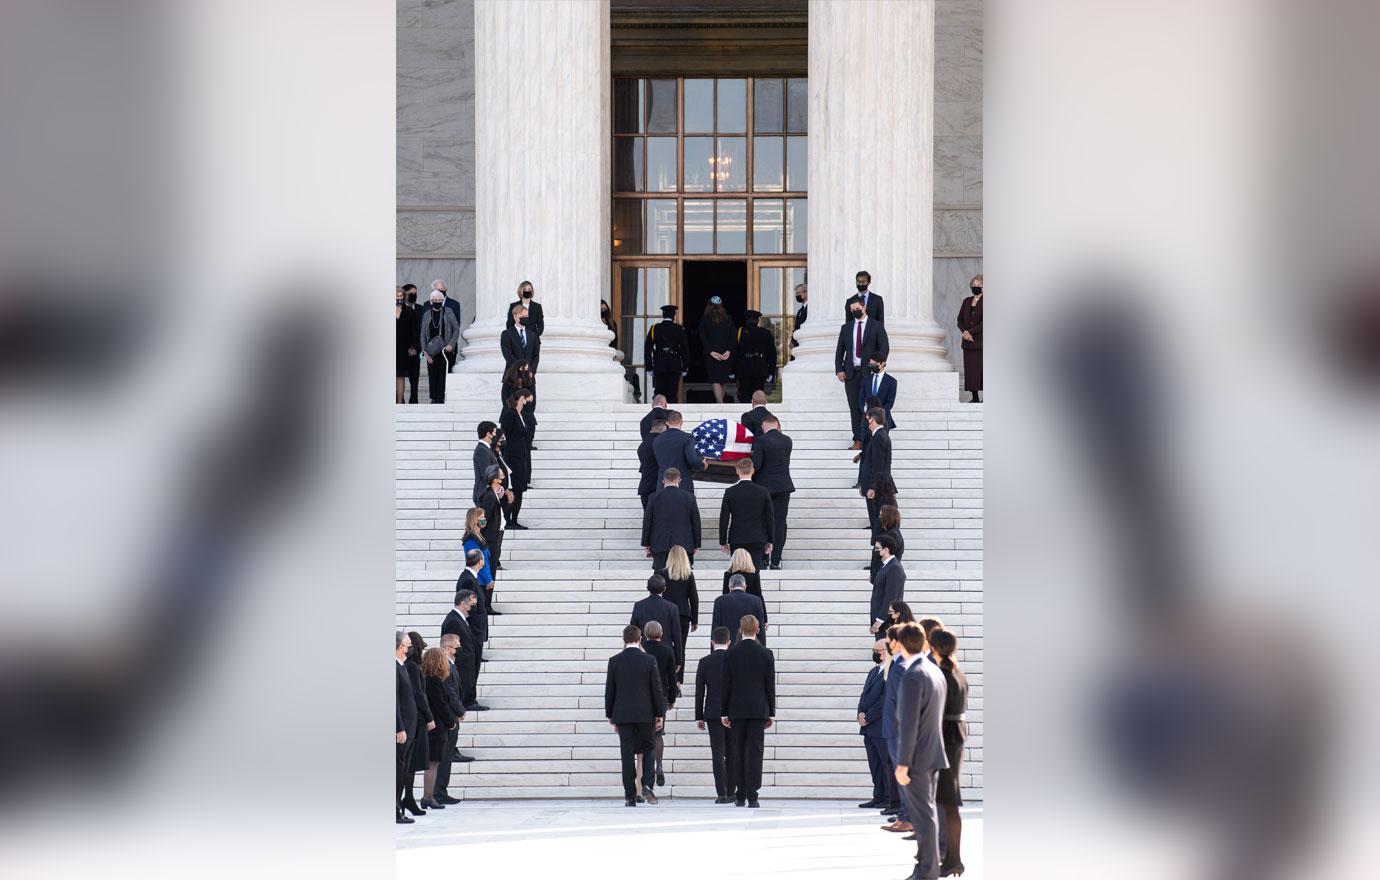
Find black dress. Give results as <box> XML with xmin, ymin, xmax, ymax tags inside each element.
<box><xmin>405</xmin><ymin>660</ymin><xmax>431</xmax><ymax>771</ymax></box>
<box><xmin>936</xmin><ymin>661</ymin><xmax>969</xmax><ymax>806</ymax></box>
<box><xmin>499</xmin><ymin>405</ymin><xmax>535</xmax><ymax>492</ymax></box>
<box><xmin>957</xmin><ymin>295</ymin><xmax>983</xmax><ymax>391</ymax></box>
<box><xmin>721</xmin><ymin>569</ymin><xmax>762</xmax><ymax>598</ymax></box>
<box><xmin>396</xmin><ymin>305</ymin><xmax>418</xmax><ymax>378</ymax></box>
<box><xmin>700</xmin><ymin>316</ymin><xmax>736</xmax><ymax>384</ymax></box>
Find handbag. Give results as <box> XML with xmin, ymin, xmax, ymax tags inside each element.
<box><xmin>425</xmin><ymin>312</ymin><xmax>447</xmax><ymax>358</ymax></box>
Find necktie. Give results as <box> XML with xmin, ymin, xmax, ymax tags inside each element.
<box><xmin>873</xmin><ymin>375</ymin><xmax>880</xmax><ymax>396</ymax></box>
<box><xmin>854</xmin><ymin>319</ymin><xmax>862</xmax><ymax>359</ymax></box>
<box><xmin>519</xmin><ymin>329</ymin><xmax>526</xmax><ymax>348</ymax></box>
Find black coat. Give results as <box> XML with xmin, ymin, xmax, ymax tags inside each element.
<box><xmin>396</xmin><ymin>660</ymin><xmax>418</xmax><ymax>734</ymax></box>
<box><xmin>500</xmin><ymin>324</ymin><xmax>541</xmax><ymax>371</ymax></box>
<box><xmin>733</xmin><ymin>324</ymin><xmax>777</xmax><ymax>381</ymax></box>
<box><xmin>720</xmin><ymin>638</ymin><xmax>776</xmax><ymax>720</ymax></box>
<box><xmin>473</xmin><ymin>485</ymin><xmax>507</xmax><ymax>546</ymax></box>
<box><xmin>870</xmin><ymin>558</ymin><xmax>907</xmax><ymax>626</ymax></box>
<box><xmin>640</xmin><ymin>407</ymin><xmax>668</xmax><ymax>442</ymax></box>
<box><xmin>721</xmin><ymin>569</ymin><xmax>762</xmax><ymax>598</ymax></box>
<box><xmin>700</xmin><ymin>317</ymin><xmax>736</xmax><ymax>384</ymax></box>
<box><xmin>455</xmin><ymin>569</ymin><xmax>488</xmax><ymax>646</ymax></box>
<box><xmin>739</xmin><ymin>405</ymin><xmax>774</xmax><ymax>438</ymax></box>
<box><xmin>857</xmin><ymin>664</ymin><xmax>887</xmax><ymax>739</ymax></box>
<box><xmin>834</xmin><ymin>318</ymin><xmax>890</xmax><ymax>379</ymax></box>
<box><xmin>644</xmin><ymin>320</ymin><xmax>688</xmax><ymax>374</ymax></box>
<box><xmin>719</xmin><ymin>480</ymin><xmax>775</xmax><ymax>546</ymax></box>
<box><xmin>498</xmin><ymin>406</ymin><xmax>535</xmax><ymax>492</ymax></box>
<box><xmin>473</xmin><ymin>441</ymin><xmax>499</xmax><ymax>498</ymax></box>
<box><xmin>441</xmin><ymin>608</ymin><xmax>481</xmax><ymax>664</ymax></box>
<box><xmin>604</xmin><ymin>647</ymin><xmax>667</xmax><ymax>723</ymax></box>
<box><xmin>405</xmin><ymin>659</ymin><xmax>432</xmax><ymax>770</ymax></box>
<box><xmin>711</xmin><ymin>590</ymin><xmax>768</xmax><ymax>643</ymax></box>
<box><xmin>640</xmin><ymin>484</ymin><xmax>702</xmax><ymax>552</ymax></box>
<box><xmin>425</xmin><ymin>675</ymin><xmax>459</xmax><ymax>730</ymax></box>
<box><xmin>656</xmin><ymin>567</ymin><xmax>699</xmax><ymax>625</ymax></box>
<box><xmin>844</xmin><ymin>290</ymin><xmax>885</xmax><ymax>322</ymax></box>
<box><xmin>644</xmin><ymin>639</ymin><xmax>678</xmax><ymax>706</ymax></box>
<box><xmin>652</xmin><ymin>428</ymin><xmax>706</xmax><ymax>495</ymax></box>
<box><xmin>637</xmin><ymin>436</ymin><xmax>660</xmax><ymax>498</ymax></box>
<box><xmin>506</xmin><ymin>299</ymin><xmax>545</xmax><ymax>337</ymax></box>
<box><xmin>693</xmin><ymin>648</ymin><xmax>729</xmax><ymax>721</ymax></box>
<box><xmin>630</xmin><ymin>594</ymin><xmax>683</xmax><ymax>656</ymax></box>
<box><xmin>858</xmin><ymin>426</ymin><xmax>892</xmax><ymax>496</ymax></box>
<box><xmin>750</xmin><ymin>429</ymin><xmax>795</xmax><ymax>496</ymax></box>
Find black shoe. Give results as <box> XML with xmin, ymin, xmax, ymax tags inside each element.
<box><xmin>636</xmin><ymin>795</ymin><xmax>646</xmax><ymax>804</ymax></box>
<box><xmin>508</xmin><ymin>522</ymin><xmax>530</xmax><ymax>530</ymax></box>
<box><xmin>656</xmin><ymin>771</ymin><xmax>665</xmax><ymax>787</ymax></box>
<box><xmin>858</xmin><ymin>799</ymin><xmax>882</xmax><ymax>808</ymax></box>
<box><xmin>436</xmin><ymin>794</ymin><xmax>462</xmax><ymax>805</ymax></box>
<box><xmin>714</xmin><ymin>796</ymin><xmax>732</xmax><ymax>804</ymax></box>
<box><xmin>420</xmin><ymin>799</ymin><xmax>445</xmax><ymax>810</ymax></box>
<box><xmin>882</xmin><ymin>802</ymin><xmax>901</xmax><ymax>812</ymax></box>
<box><xmin>748</xmin><ymin>799</ymin><xmax>760</xmax><ymax>808</ymax></box>
<box><xmin>453</xmin><ymin>753</ymin><xmax>476</xmax><ymax>763</ymax></box>
<box><xmin>488</xmin><ymin>608</ymin><xmax>504</xmax><ymax>616</ymax></box>
<box><xmin>529</xmin><ymin>444</ymin><xmax>539</xmax><ymax>451</ymax></box>
<box><xmin>396</xmin><ymin>812</ymin><xmax>414</xmax><ymax>824</ymax></box>
<box><xmin>768</xmin><ymin>563</ymin><xmax>781</xmax><ymax>570</ymax></box>
<box><xmin>940</xmin><ymin>861</ymin><xmax>966</xmax><ymax>877</ymax></box>
<box><xmin>450</xmin><ymin>748</ymin><xmax>463</xmax><ymax>760</ymax></box>
<box><xmin>625</xmin><ymin>799</ymin><xmax>637</xmax><ymax>807</ymax></box>
<box><xmin>734</xmin><ymin>799</ymin><xmax>746</xmax><ymax>807</ymax></box>
<box><xmin>402</xmin><ymin>800</ymin><xmax>426</xmax><ymax>817</ymax></box>
<box><xmin>465</xmin><ymin>703</ymin><xmax>489</xmax><ymax>712</ymax></box>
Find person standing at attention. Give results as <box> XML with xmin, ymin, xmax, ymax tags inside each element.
<box><xmin>605</xmin><ymin>625</ymin><xmax>667</xmax><ymax>807</ymax></box>
<box><xmin>957</xmin><ymin>274</ymin><xmax>982</xmax><ymax>403</ymax></box>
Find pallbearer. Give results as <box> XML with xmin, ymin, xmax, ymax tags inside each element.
<box><xmin>644</xmin><ymin>304</ymin><xmax>688</xmax><ymax>403</ymax></box>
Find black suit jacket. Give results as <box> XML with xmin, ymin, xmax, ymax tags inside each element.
<box><xmin>719</xmin><ymin>480</ymin><xmax>775</xmax><ymax>546</ymax></box>
<box><xmin>630</xmin><ymin>594</ymin><xmax>683</xmax><ymax>656</ymax></box>
<box><xmin>636</xmin><ymin>435</ymin><xmax>660</xmax><ymax>497</ymax></box>
<box><xmin>425</xmin><ymin>675</ymin><xmax>459</xmax><ymax>730</ymax></box>
<box><xmin>733</xmin><ymin>324</ymin><xmax>777</xmax><ymax>381</ymax></box>
<box><xmin>644</xmin><ymin>639</ymin><xmax>678</xmax><ymax>705</ymax></box>
<box><xmin>605</xmin><ymin>647</ymin><xmax>667</xmax><ymax>723</ymax></box>
<box><xmin>652</xmin><ymin>428</ymin><xmax>706</xmax><ymax>495</ymax></box>
<box><xmin>858</xmin><ymin>426</ymin><xmax>892</xmax><ymax>494</ymax></box>
<box><xmin>858</xmin><ymin>372</ymin><xmax>898</xmax><ymax>430</ymax></box>
<box><xmin>834</xmin><ymin>318</ymin><xmax>890</xmax><ymax>379</ymax></box>
<box><xmin>442</xmin><ymin>296</ymin><xmax>462</xmax><ymax>329</ymax></box>
<box><xmin>711</xmin><ymin>590</ymin><xmax>768</xmax><ymax>643</ymax></box>
<box><xmin>500</xmin><ymin>325</ymin><xmax>541</xmax><ymax>371</ymax></box>
<box><xmin>870</xmin><ymin>558</ymin><xmax>907</xmax><ymax>625</ymax></box>
<box><xmin>739</xmin><ymin>405</ymin><xmax>773</xmax><ymax>438</ymax></box>
<box><xmin>694</xmin><ymin>649</ymin><xmax>729</xmax><ymax>721</ymax></box>
<box><xmin>844</xmin><ymin>290</ymin><xmax>885</xmax><ymax>322</ymax></box>
<box><xmin>640</xmin><ymin>407</ymin><xmax>668</xmax><ymax>442</ymax></box>
<box><xmin>641</xmin><ymin>484</ymin><xmax>702</xmax><ymax>552</ymax></box>
<box><xmin>396</xmin><ymin>661</ymin><xmax>418</xmax><ymax>734</ymax></box>
<box><xmin>750</xmin><ymin>430</ymin><xmax>795</xmax><ymax>496</ymax></box>
<box><xmin>656</xmin><ymin>568</ymin><xmax>699</xmax><ymax>625</ymax></box>
<box><xmin>473</xmin><ymin>442</ymin><xmax>499</xmax><ymax>496</ymax></box>
<box><xmin>505</xmin><ymin>299</ymin><xmax>545</xmax><ymax>337</ymax></box>
<box><xmin>721</xmin><ymin>638</ymin><xmax>776</xmax><ymax>720</ymax></box>
<box><xmin>456</xmin><ymin>569</ymin><xmax>488</xmax><ymax>645</ymax></box>
<box><xmin>857</xmin><ymin>664</ymin><xmax>887</xmax><ymax>738</ymax></box>
<box><xmin>473</xmin><ymin>486</ymin><xmax>507</xmax><ymax>546</ymax></box>
<box><xmin>441</xmin><ymin>609</ymin><xmax>480</xmax><ymax>663</ymax></box>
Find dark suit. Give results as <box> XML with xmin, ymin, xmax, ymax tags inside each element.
<box><xmin>604</xmin><ymin>646</ymin><xmax>667</xmax><ymax>801</ymax></box>
<box><xmin>896</xmin><ymin>657</ymin><xmax>950</xmax><ymax>879</ymax></box>
<box><xmin>835</xmin><ymin>317</ymin><xmax>891</xmax><ymax>440</ymax></box>
<box><xmin>791</xmin><ymin>301</ymin><xmax>807</xmax><ymax>353</ymax></box>
<box><xmin>639</xmin><ymin>406</ymin><xmax>668</xmax><ymax>442</ymax></box>
<box><xmin>644</xmin><ymin>319</ymin><xmax>688</xmax><ymax>401</ymax></box>
<box><xmin>505</xmin><ymin>298</ymin><xmax>545</xmax><ymax>337</ymax></box>
<box><xmin>883</xmin><ymin>654</ymin><xmax>909</xmax><ymax>817</ymax></box>
<box><xmin>858</xmin><ymin>371</ymin><xmax>898</xmax><ymax>430</ymax></box>
<box><xmin>858</xmin><ymin>664</ymin><xmax>890</xmax><ymax>802</ymax></box>
<box><xmin>719</xmin><ymin>480</ymin><xmax>775</xmax><ymax>568</ymax></box>
<box><xmin>732</xmin><ymin>324</ymin><xmax>777</xmax><ymax>402</ymax></box>
<box><xmin>396</xmin><ymin>660</ymin><xmax>418</xmax><ymax>810</ymax></box>
<box><xmin>640</xmin><ymin>484</ymin><xmax>701</xmax><ymax>570</ymax></box>
<box><xmin>711</xmin><ymin>590</ymin><xmax>768</xmax><ymax>646</ymax></box>
<box><xmin>870</xmin><ymin>558</ymin><xmax>907</xmax><ymax>630</ymax></box>
<box><xmin>441</xmin><ymin>609</ymin><xmax>480</xmax><ymax>705</ymax></box>
<box><xmin>433</xmin><ymin>659</ymin><xmax>467</xmax><ymax>799</ymax></box>
<box><xmin>720</xmin><ymin>638</ymin><xmax>776</xmax><ymax>802</ymax></box>
<box><xmin>739</xmin><ymin>405</ymin><xmax>773</xmax><ymax>438</ymax></box>
<box><xmin>652</xmin><ymin>427</ymin><xmax>706</xmax><ymax>496</ymax></box>
<box><xmin>630</xmin><ymin>594</ymin><xmax>683</xmax><ymax>662</ymax></box>
<box><xmin>694</xmin><ymin>648</ymin><xmax>731</xmax><ymax>797</ymax></box>
<box><xmin>500</xmin><ymin>324</ymin><xmax>541</xmax><ymax>372</ymax></box>
<box><xmin>859</xmin><ymin>424</ymin><xmax>893</xmax><ymax>530</ymax></box>
<box><xmin>636</xmin><ymin>435</ymin><xmax>659</xmax><ymax>507</ymax></box>
<box><xmin>455</xmin><ymin>569</ymin><xmax>488</xmax><ymax>657</ymax></box>
<box><xmin>844</xmin><ymin>290</ymin><xmax>885</xmax><ymax>322</ymax></box>
<box><xmin>750</xmin><ymin>429</ymin><xmax>795</xmax><ymax>567</ymax></box>
<box><xmin>473</xmin><ymin>441</ymin><xmax>499</xmax><ymax>499</ymax></box>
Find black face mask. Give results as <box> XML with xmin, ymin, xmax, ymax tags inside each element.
<box><xmin>856</xmin><ymin>283</ymin><xmax>868</xmax><ymax>292</ymax></box>
<box><xmin>432</xmin><ymin>303</ymin><xmax>443</xmax><ymax>311</ymax></box>
<box><xmin>406</xmin><ymin>292</ymin><xmax>417</xmax><ymax>304</ymax></box>
<box><xmin>795</xmin><ymin>294</ymin><xmax>805</xmax><ymax>303</ymax></box>
<box><xmin>522</xmin><ymin>291</ymin><xmax>532</xmax><ymax>299</ymax></box>
<box><xmin>869</xmin><ymin>363</ymin><xmax>882</xmax><ymax>374</ymax></box>
<box><xmin>971</xmin><ymin>285</ymin><xmax>982</xmax><ymax>295</ymax></box>
<box><xmin>872</xmin><ymin>651</ymin><xmax>883</xmax><ymax>664</ymax></box>
<box><xmin>851</xmin><ymin>309</ymin><xmax>864</xmax><ymax>320</ymax></box>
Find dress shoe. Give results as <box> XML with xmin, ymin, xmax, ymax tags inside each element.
<box><xmin>396</xmin><ymin>813</ymin><xmax>414</xmax><ymax>825</ymax></box>
<box><xmin>508</xmin><ymin>522</ymin><xmax>530</xmax><ymax>530</ymax></box>
<box><xmin>848</xmin><ymin>441</ymin><xmax>862</xmax><ymax>450</ymax></box>
<box><xmin>465</xmin><ymin>703</ymin><xmax>490</xmax><ymax>712</ymax></box>
<box><xmin>858</xmin><ymin>799</ymin><xmax>882</xmax><ymax>808</ymax></box>
<box><xmin>403</xmin><ymin>801</ymin><xmax>426</xmax><ymax>817</ymax></box>
<box><xmin>714</xmin><ymin>796</ymin><xmax>732</xmax><ymax>804</ymax></box>
<box><xmin>453</xmin><ymin>753</ymin><xmax>476</xmax><ymax>763</ymax></box>
<box><xmin>419</xmin><ymin>799</ymin><xmax>445</xmax><ymax>810</ymax></box>
<box><xmin>747</xmin><ymin>799</ymin><xmax>760</xmax><ymax>808</ymax></box>
<box><xmin>940</xmin><ymin>861</ymin><xmax>966</xmax><ymax>877</ymax></box>
<box><xmin>529</xmin><ymin>444</ymin><xmax>540</xmax><ymax>450</ymax></box>
<box><xmin>734</xmin><ymin>799</ymin><xmax>746</xmax><ymax>807</ymax></box>
<box><xmin>488</xmin><ymin>608</ymin><xmax>503</xmax><ymax>616</ymax></box>
<box><xmin>624</xmin><ymin>799</ymin><xmax>637</xmax><ymax>807</ymax></box>
<box><xmin>768</xmin><ymin>563</ymin><xmax>781</xmax><ymax>570</ymax></box>
<box><xmin>882</xmin><ymin>820</ymin><xmax>913</xmax><ymax>833</ymax></box>
<box><xmin>882</xmin><ymin>802</ymin><xmax>901</xmax><ymax>812</ymax></box>
<box><xmin>636</xmin><ymin>795</ymin><xmax>645</xmax><ymax>803</ymax></box>
<box><xmin>642</xmin><ymin>790</ymin><xmax>659</xmax><ymax>804</ymax></box>
<box><xmin>656</xmin><ymin>771</ymin><xmax>665</xmax><ymax>787</ymax></box>
<box><xmin>851</xmin><ymin>482</ymin><xmax>861</xmax><ymax>490</ymax></box>
<box><xmin>436</xmin><ymin>794</ymin><xmax>462</xmax><ymax>805</ymax></box>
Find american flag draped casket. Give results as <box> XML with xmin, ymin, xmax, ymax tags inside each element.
<box><xmin>690</xmin><ymin>418</ymin><xmax>754</xmax><ymax>484</ymax></box>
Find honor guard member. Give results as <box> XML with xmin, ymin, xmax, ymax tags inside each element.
<box><xmin>644</xmin><ymin>304</ymin><xmax>689</xmax><ymax>403</ymax></box>
<box><xmin>733</xmin><ymin>310</ymin><xmax>777</xmax><ymax>404</ymax></box>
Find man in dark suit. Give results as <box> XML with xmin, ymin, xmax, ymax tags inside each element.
<box><xmin>396</xmin><ymin>631</ymin><xmax>418</xmax><ymax>824</ymax></box>
<box><xmin>881</xmin><ymin>626</ymin><xmax>908</xmax><ymax>825</ymax></box>
<box><xmin>694</xmin><ymin>627</ymin><xmax>734</xmax><ymax>803</ymax></box>
<box><xmin>432</xmin><ymin>633</ymin><xmax>471</xmax><ymax>804</ymax></box>
<box><xmin>893</xmin><ymin>623</ymin><xmax>950</xmax><ymax>880</ymax></box>
<box><xmin>605</xmin><ymin>625</ymin><xmax>667</xmax><ymax>807</ymax></box>
<box><xmin>637</xmin><ymin>419</ymin><xmax>666</xmax><ymax>509</ymax></box>
<box><xmin>500</xmin><ymin>303</ymin><xmax>542</xmax><ymax>372</ymax></box>
<box><xmin>711</xmin><ymin>575</ymin><xmax>768</xmax><ymax>646</ymax></box>
<box><xmin>441</xmin><ymin>589</ymin><xmax>490</xmax><ymax>712</ymax></box>
<box><xmin>836</xmin><ymin>300</ymin><xmax>891</xmax><ymax>448</ymax></box>
<box><xmin>790</xmin><ymin>282</ymin><xmax>807</xmax><ymax>358</ymax></box>
<box><xmin>505</xmin><ymin>281</ymin><xmax>545</xmax><ymax>337</ymax></box>
<box><xmin>750</xmin><ymin>416</ymin><xmax>795</xmax><ymax>569</ymax></box>
<box><xmin>718</xmin><ymin>458</ymin><xmax>775</xmax><ymax>569</ymax></box>
<box><xmin>473</xmin><ymin>420</ymin><xmax>499</xmax><ymax>498</ymax></box>
<box><xmin>639</xmin><ymin>396</ymin><xmax>668</xmax><ymax>442</ymax></box>
<box><xmin>858</xmin><ymin>355</ymin><xmax>899</xmax><ymax>431</ymax></box>
<box><xmin>720</xmin><ymin>615</ymin><xmax>775</xmax><ymax>807</ymax></box>
<box><xmin>641</xmin><ymin>467</ymin><xmax>701</xmax><ymax>570</ymax></box>
<box><xmin>454</xmin><ymin>549</ymin><xmax>489</xmax><ymax>666</ymax></box>
<box><xmin>732</xmin><ymin>309</ymin><xmax>777</xmax><ymax>403</ymax></box>
<box><xmin>739</xmin><ymin>390</ymin><xmax>774</xmax><ymax>437</ymax></box>
<box><xmin>870</xmin><ymin>535</ymin><xmax>906</xmax><ymax>635</ymax></box>
<box><xmin>859</xmin><ymin>406</ymin><xmax>893</xmax><ymax>524</ymax></box>
<box><xmin>652</xmin><ymin>411</ymin><xmax>708</xmax><ymax>496</ymax></box>
<box><xmin>630</xmin><ymin>575</ymin><xmax>682</xmax><ymax>673</ymax></box>
<box><xmin>644</xmin><ymin>304</ymin><xmax>688</xmax><ymax>403</ymax></box>
<box><xmin>857</xmin><ymin>641</ymin><xmax>891</xmax><ymax>808</ymax></box>
<box><xmin>843</xmin><ymin>269</ymin><xmax>885</xmax><ymax>322</ymax></box>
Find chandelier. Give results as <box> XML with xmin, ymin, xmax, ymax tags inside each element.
<box><xmin>709</xmin><ymin>152</ymin><xmax>733</xmax><ymax>183</ymax></box>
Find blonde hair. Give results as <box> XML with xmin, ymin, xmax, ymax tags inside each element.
<box><xmin>665</xmin><ymin>545</ymin><xmax>692</xmax><ymax>581</ymax></box>
<box><xmin>464</xmin><ymin>507</ymin><xmax>486</xmax><ymax>543</ymax></box>
<box><xmin>421</xmin><ymin>646</ymin><xmax>450</xmax><ymax>680</ymax></box>
<box><xmin>728</xmin><ymin>548</ymin><xmax>757</xmax><ymax>574</ymax></box>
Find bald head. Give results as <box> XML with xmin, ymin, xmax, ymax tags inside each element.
<box><xmin>751</xmin><ymin>390</ymin><xmax>767</xmax><ymax>406</ymax></box>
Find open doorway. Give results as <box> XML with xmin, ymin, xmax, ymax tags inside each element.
<box><xmin>682</xmin><ymin>260</ymin><xmax>747</xmax><ymax>401</ymax></box>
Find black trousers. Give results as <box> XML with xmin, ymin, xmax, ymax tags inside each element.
<box><xmin>737</xmin><ymin>376</ymin><xmax>765</xmax><ymax>403</ymax></box>
<box><xmin>730</xmin><ymin>542</ymin><xmax>766</xmax><ymax>571</ymax></box>
<box><xmin>616</xmin><ymin>721</ymin><xmax>657</xmax><ymax>802</ymax></box>
<box><xmin>640</xmin><ymin>493</ymin><xmax>651</xmax><ymax>510</ymax></box>
<box><xmin>652</xmin><ymin>371</ymin><xmax>680</xmax><ymax>403</ymax></box>
<box><xmin>427</xmin><ymin>354</ymin><xmax>448</xmax><ymax>403</ymax></box>
<box><xmin>844</xmin><ymin>372</ymin><xmax>864</xmax><ymax>440</ymax></box>
<box><xmin>707</xmin><ymin>720</ymin><xmax>729</xmax><ymax>798</ymax></box>
<box><xmin>769</xmin><ymin>495</ymin><xmax>790</xmax><ymax>566</ymax></box>
<box><xmin>675</xmin><ymin>615</ymin><xmax>692</xmax><ymax>683</ymax></box>
<box><xmin>863</xmin><ymin>735</ymin><xmax>891</xmax><ymax>803</ymax></box>
<box><xmin>506</xmin><ymin>490</ymin><xmax>524</xmax><ymax>525</ymax></box>
<box><xmin>396</xmin><ymin>739</ymin><xmax>414</xmax><ymax>811</ymax></box>
<box><xmin>405</xmin><ymin>355</ymin><xmax>421</xmax><ymax>403</ymax></box>
<box><xmin>728</xmin><ymin>718</ymin><xmax>767</xmax><ymax>801</ymax></box>
<box><xmin>456</xmin><ymin>651</ymin><xmax>478</xmax><ymax>705</ymax></box>
<box><xmin>489</xmin><ymin>532</ymin><xmax>504</xmax><ymax>571</ymax></box>
<box><xmin>434</xmin><ymin>725</ymin><xmax>459</xmax><ymax>797</ymax></box>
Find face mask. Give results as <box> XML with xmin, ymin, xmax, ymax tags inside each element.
<box><xmin>795</xmin><ymin>294</ymin><xmax>805</xmax><ymax>303</ymax></box>
<box><xmin>478</xmin><ymin>519</ymin><xmax>487</xmax><ymax>527</ymax></box>
<box><xmin>522</xmin><ymin>291</ymin><xmax>532</xmax><ymax>299</ymax></box>
<box><xmin>395</xmin><ymin>299</ymin><xmax>404</xmax><ymax>306</ymax></box>
<box><xmin>851</xmin><ymin>309</ymin><xmax>863</xmax><ymax>320</ymax></box>
<box><xmin>432</xmin><ymin>302</ymin><xmax>443</xmax><ymax>310</ymax></box>
<box><xmin>856</xmin><ymin>283</ymin><xmax>868</xmax><ymax>292</ymax></box>
<box><xmin>515</xmin><ymin>317</ymin><xmax>524</xmax><ymax>327</ymax></box>
<box><xmin>406</xmin><ymin>292</ymin><xmax>417</xmax><ymax>303</ymax></box>
<box><xmin>971</xmin><ymin>285</ymin><xmax>982</xmax><ymax>295</ymax></box>
<box><xmin>872</xmin><ymin>651</ymin><xmax>883</xmax><ymax>664</ymax></box>
<box><xmin>869</xmin><ymin>363</ymin><xmax>881</xmax><ymax>374</ymax></box>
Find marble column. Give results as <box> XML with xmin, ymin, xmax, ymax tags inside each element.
<box><xmin>451</xmin><ymin>0</ymin><xmax>624</xmax><ymax>401</ymax></box>
<box><xmin>786</xmin><ymin>0</ymin><xmax>957</xmax><ymax>401</ymax></box>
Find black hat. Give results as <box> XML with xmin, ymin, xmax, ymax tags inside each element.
<box><xmin>744</xmin><ymin>309</ymin><xmax>761</xmax><ymax>323</ymax></box>
<box><xmin>659</xmin><ymin>304</ymin><xmax>678</xmax><ymax>317</ymax></box>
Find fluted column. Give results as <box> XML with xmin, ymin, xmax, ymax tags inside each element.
<box><xmin>786</xmin><ymin>0</ymin><xmax>957</xmax><ymax>400</ymax></box>
<box><xmin>452</xmin><ymin>0</ymin><xmax>624</xmax><ymax>401</ymax></box>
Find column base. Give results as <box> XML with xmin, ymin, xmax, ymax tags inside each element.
<box><xmin>783</xmin><ymin>317</ymin><xmax>959</xmax><ymax>402</ymax></box>
<box><xmin>448</xmin><ymin>318</ymin><xmax>626</xmax><ymax>402</ymax></box>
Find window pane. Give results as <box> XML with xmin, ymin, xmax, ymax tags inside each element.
<box><xmin>647</xmin><ymin>137</ymin><xmax>677</xmax><ymax>192</ymax></box>
<box><xmin>612</xmin><ymin>199</ymin><xmax>643</xmax><ymax>255</ymax></box>
<box><xmin>788</xmin><ymin>266</ymin><xmax>807</xmax><ymax>296</ymax></box>
<box><xmin>714</xmin><ymin>137</ymin><xmax>746</xmax><ymax>192</ymax></box>
<box><xmin>716</xmin><ymin>79</ymin><xmax>746</xmax><ymax>133</ymax></box>
<box><xmin>684</xmin><ymin>79</ymin><xmax>713</xmax><ymax>132</ymax></box>
<box><xmin>753</xmin><ymin>136</ymin><xmax>784</xmax><ymax>192</ymax></box>
<box><xmin>683</xmin><ymin>199</ymin><xmax>713</xmax><ymax>253</ymax></box>
<box><xmin>786</xmin><ymin>136</ymin><xmax>807</xmax><ymax>192</ymax></box>
<box><xmin>759</xmin><ymin>267</ymin><xmax>784</xmax><ymax>316</ymax></box>
<box><xmin>614</xmin><ymin>78</ymin><xmax>643</xmax><ymax>133</ymax></box>
<box><xmin>646</xmin><ymin>199</ymin><xmax>677</xmax><ymax>254</ymax></box>
<box><xmin>752</xmin><ymin>199</ymin><xmax>784</xmax><ymax>254</ymax></box>
<box><xmin>716</xmin><ymin>199</ymin><xmax>746</xmax><ymax>253</ymax></box>
<box><xmin>753</xmin><ymin>78</ymin><xmax>784</xmax><ymax>132</ymax></box>
<box><xmin>646</xmin><ymin>268</ymin><xmax>671</xmax><ymax>314</ymax></box>
<box><xmin>786</xmin><ymin>78</ymin><xmax>808</xmax><ymax>132</ymax></box>
<box><xmin>683</xmin><ymin>137</ymin><xmax>713</xmax><ymax>192</ymax></box>
<box><xmin>646</xmin><ymin>79</ymin><xmax>677</xmax><ymax>133</ymax></box>
<box><xmin>786</xmin><ymin>198</ymin><xmax>808</xmax><ymax>253</ymax></box>
<box><xmin>614</xmin><ymin>137</ymin><xmax>643</xmax><ymax>192</ymax></box>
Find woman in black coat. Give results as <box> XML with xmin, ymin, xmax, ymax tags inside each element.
<box><xmin>501</xmin><ymin>359</ymin><xmax>538</xmax><ymax>445</ymax></box>
<box><xmin>867</xmin><ymin>475</ymin><xmax>898</xmax><ymax>541</ymax></box>
<box><xmin>720</xmin><ymin>547</ymin><xmax>762</xmax><ymax>598</ymax></box>
<box><xmin>395</xmin><ymin>288</ymin><xmax>418</xmax><ymax>403</ymax></box>
<box><xmin>930</xmin><ymin>629</ymin><xmax>969</xmax><ymax>876</ymax></box>
<box><xmin>870</xmin><ymin>503</ymin><xmax>905</xmax><ymax>582</ymax></box>
<box><xmin>402</xmin><ymin>632</ymin><xmax>433</xmax><ymax>815</ymax></box>
<box><xmin>655</xmin><ymin>545</ymin><xmax>698</xmax><ymax>684</ymax></box>
<box><xmin>957</xmin><ymin>274</ymin><xmax>982</xmax><ymax>403</ymax></box>
<box><xmin>698</xmin><ymin>298</ymin><xmax>735</xmax><ymax>403</ymax></box>
<box><xmin>498</xmin><ymin>389</ymin><xmax>536</xmax><ymax>527</ymax></box>
<box><xmin>420</xmin><ymin>646</ymin><xmax>459</xmax><ymax>810</ymax></box>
